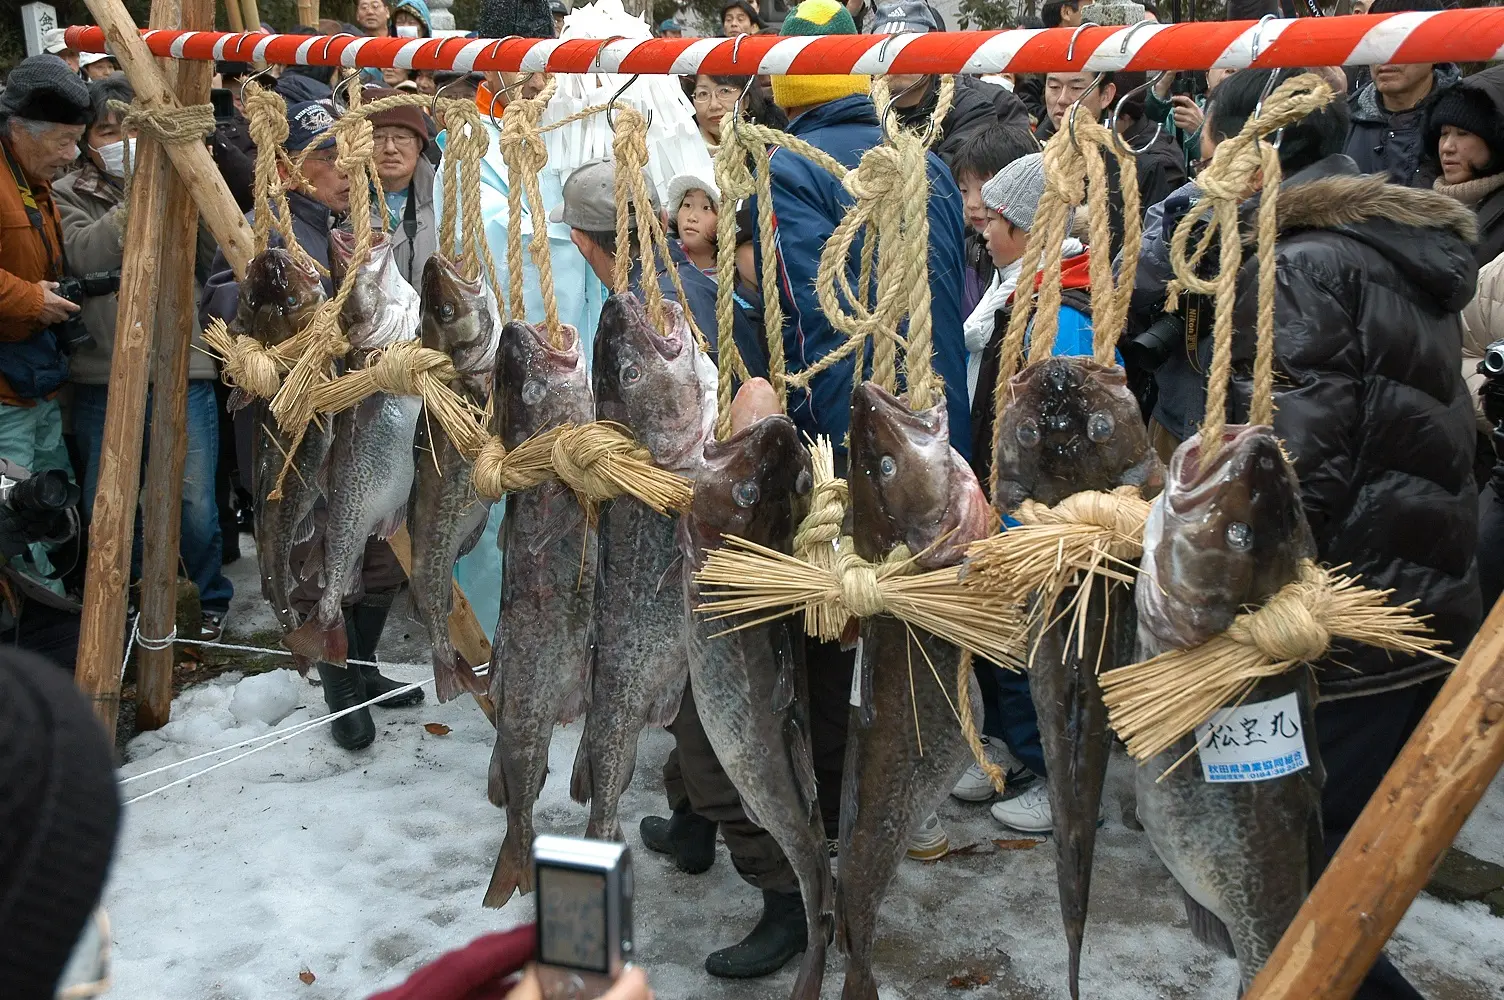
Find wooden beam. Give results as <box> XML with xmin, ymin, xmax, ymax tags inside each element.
<box><xmin>84</xmin><ymin>0</ymin><xmax>256</xmax><ymax>279</ymax></box>
<box><xmin>386</xmin><ymin>525</ymin><xmax>495</xmax><ymax>723</ymax></box>
<box><xmin>74</xmin><ymin>0</ymin><xmax>184</xmax><ymax>741</ymax></box>
<box><xmin>241</xmin><ymin>0</ymin><xmax>262</xmax><ymax>33</ymax></box>
<box><xmin>223</xmin><ymin>0</ymin><xmax>244</xmax><ymax>32</ymax></box>
<box><xmin>135</xmin><ymin>0</ymin><xmax>214</xmax><ymax>733</ymax></box>
<box><xmin>1245</xmin><ymin>592</ymin><xmax>1504</xmax><ymax>1000</ymax></box>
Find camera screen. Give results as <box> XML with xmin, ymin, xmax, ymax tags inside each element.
<box><xmin>537</xmin><ymin>865</ymin><xmax>609</xmax><ymax>973</ymax></box>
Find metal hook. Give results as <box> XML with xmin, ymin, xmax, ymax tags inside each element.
<box><xmin>318</xmin><ymin>31</ymin><xmax>355</xmax><ymax>62</ymax></box>
<box><xmin>606</xmin><ymin>73</ymin><xmax>652</xmax><ymax>131</ymax></box>
<box><xmin>1066</xmin><ymin>72</ymin><xmax>1107</xmax><ymax>149</ymax></box>
<box><xmin>1065</xmin><ymin>22</ymin><xmax>1092</xmax><ymax>64</ymax></box>
<box><xmin>730</xmin><ymin>32</ymin><xmax>750</xmax><ymax>65</ymax></box>
<box><xmin>1253</xmin><ymin>67</ymin><xmax>1287</xmax><ymax>150</ymax></box>
<box><xmin>1109</xmin><ymin>70</ymin><xmax>1167</xmax><ymax>155</ymax></box>
<box><xmin>1117</xmin><ymin>17</ymin><xmax>1158</xmax><ymax>55</ymax></box>
<box><xmin>880</xmin><ymin>74</ymin><xmax>938</xmax><ymax>145</ymax></box>
<box><xmin>1250</xmin><ymin>12</ymin><xmax>1278</xmax><ymax>63</ymax></box>
<box><xmin>431</xmin><ymin>70</ymin><xmax>471</xmax><ymax>119</ymax></box>
<box><xmin>330</xmin><ymin>68</ymin><xmax>363</xmax><ymax>118</ymax></box>
<box><xmin>239</xmin><ymin>63</ymin><xmax>277</xmax><ymax>107</ymax></box>
<box><xmin>481</xmin><ymin>72</ymin><xmax>540</xmax><ymax>127</ymax></box>
<box><xmin>729</xmin><ymin>74</ymin><xmax>758</xmax><ymax>143</ymax></box>
<box><xmin>876</xmin><ymin>30</ymin><xmax>909</xmax><ymax>65</ymax></box>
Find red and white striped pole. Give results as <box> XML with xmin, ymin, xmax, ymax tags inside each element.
<box><xmin>64</xmin><ymin>11</ymin><xmax>1504</xmax><ymax>77</ymax></box>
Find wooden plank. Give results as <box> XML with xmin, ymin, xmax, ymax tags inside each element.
<box><xmin>84</xmin><ymin>0</ymin><xmax>256</xmax><ymax>279</ymax></box>
<box><xmin>135</xmin><ymin>0</ymin><xmax>214</xmax><ymax>733</ymax></box>
<box><xmin>385</xmin><ymin>525</ymin><xmax>496</xmax><ymax>723</ymax></box>
<box><xmin>74</xmin><ymin>0</ymin><xmax>184</xmax><ymax>741</ymax></box>
<box><xmin>1245</xmin><ymin>591</ymin><xmax>1504</xmax><ymax>1000</ymax></box>
<box><xmin>223</xmin><ymin>0</ymin><xmax>244</xmax><ymax>32</ymax></box>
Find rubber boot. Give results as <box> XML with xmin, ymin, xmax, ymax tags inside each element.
<box><xmin>705</xmin><ymin>889</ymin><xmax>807</xmax><ymax>978</ymax></box>
<box><xmin>315</xmin><ymin>660</ymin><xmax>375</xmax><ymax>751</ymax></box>
<box><xmin>345</xmin><ymin>601</ymin><xmax>423</xmax><ymax>708</ymax></box>
<box><xmin>639</xmin><ymin>805</ymin><xmax>717</xmax><ymax>875</ymax></box>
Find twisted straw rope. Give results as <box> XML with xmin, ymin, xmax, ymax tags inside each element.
<box><xmin>471</xmin><ymin>422</ymin><xmax>694</xmax><ymax>514</ymax></box>
<box><xmin>1167</xmin><ymin>73</ymin><xmax>1335</xmax><ymax>464</ymax></box>
<box><xmin>243</xmin><ymin>83</ymin><xmax>317</xmax><ymax>270</ymax></box>
<box><xmin>500</xmin><ymin>77</ymin><xmax>564</xmax><ymax>341</ymax></box>
<box><xmin>109</xmin><ymin>98</ymin><xmax>216</xmax><ymax>145</ymax></box>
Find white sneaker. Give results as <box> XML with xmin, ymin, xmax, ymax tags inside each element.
<box><xmin>905</xmin><ymin>811</ymin><xmax>950</xmax><ymax>861</ymax></box>
<box><xmin>951</xmin><ymin>736</ymin><xmax>1017</xmax><ymax>802</ymax></box>
<box><xmin>990</xmin><ymin>782</ymin><xmax>1054</xmax><ymax>834</ymax></box>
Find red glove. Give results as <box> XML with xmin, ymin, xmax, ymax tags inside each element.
<box><xmin>367</xmin><ymin>924</ymin><xmax>537</xmax><ymax>1000</ymax></box>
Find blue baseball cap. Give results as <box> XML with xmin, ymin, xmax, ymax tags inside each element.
<box><xmin>285</xmin><ymin>100</ymin><xmax>336</xmax><ymax>152</ymax></box>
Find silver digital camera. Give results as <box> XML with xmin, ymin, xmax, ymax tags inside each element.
<box><xmin>533</xmin><ymin>835</ymin><xmax>634</xmax><ymax>1000</ymax></box>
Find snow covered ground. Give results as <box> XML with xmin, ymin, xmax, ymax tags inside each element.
<box><xmin>101</xmin><ymin>551</ymin><xmax>1504</xmax><ymax>1000</ymax></box>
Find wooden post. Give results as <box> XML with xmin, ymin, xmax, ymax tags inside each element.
<box><xmin>1244</xmin><ymin>593</ymin><xmax>1504</xmax><ymax>1000</ymax></box>
<box><xmin>135</xmin><ymin>0</ymin><xmax>214</xmax><ymax>733</ymax></box>
<box><xmin>85</xmin><ymin>0</ymin><xmax>256</xmax><ymax>279</ymax></box>
<box><xmin>74</xmin><ymin>0</ymin><xmax>186</xmax><ymax>741</ymax></box>
<box><xmin>223</xmin><ymin>0</ymin><xmax>244</xmax><ymax>32</ymax></box>
<box><xmin>387</xmin><ymin>526</ymin><xmax>496</xmax><ymax>722</ymax></box>
<box><xmin>241</xmin><ymin>0</ymin><xmax>262</xmax><ymax>32</ymax></box>
<box><xmin>296</xmin><ymin>0</ymin><xmax>320</xmax><ymax>28</ymax></box>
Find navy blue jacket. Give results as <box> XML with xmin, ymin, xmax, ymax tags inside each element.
<box><xmin>634</xmin><ymin>242</ymin><xmax>768</xmax><ymax>381</ymax></box>
<box><xmin>751</xmin><ymin>95</ymin><xmax>972</xmax><ymax>459</ymax></box>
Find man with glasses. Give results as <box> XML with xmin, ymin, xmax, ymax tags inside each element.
<box><xmin>365</xmin><ymin>89</ymin><xmax>437</xmax><ymax>288</ymax></box>
<box><xmin>0</xmin><ymin>57</ymin><xmax>91</xmax><ymax>569</ymax></box>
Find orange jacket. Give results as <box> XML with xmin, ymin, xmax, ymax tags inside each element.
<box><xmin>0</xmin><ymin>138</ymin><xmax>66</xmax><ymax>406</ymax></box>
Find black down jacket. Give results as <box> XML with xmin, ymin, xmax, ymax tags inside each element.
<box><xmin>1343</xmin><ymin>65</ymin><xmax>1458</xmax><ymax>189</ymax></box>
<box><xmin>1226</xmin><ymin>155</ymin><xmax>1483</xmax><ymax>698</ymax></box>
<box><xmin>894</xmin><ymin>75</ymin><xmax>1032</xmax><ymax>168</ymax></box>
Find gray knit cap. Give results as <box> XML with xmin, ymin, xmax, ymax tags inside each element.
<box><xmin>982</xmin><ymin>152</ymin><xmax>1057</xmax><ymax>233</ymax></box>
<box><xmin>0</xmin><ymin>55</ymin><xmax>92</xmax><ymax>127</ymax></box>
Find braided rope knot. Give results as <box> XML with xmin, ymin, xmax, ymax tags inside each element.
<box><xmin>832</xmin><ymin>538</ymin><xmax>915</xmax><ymax>619</ymax></box>
<box><xmin>1225</xmin><ymin>561</ymin><xmax>1334</xmax><ymax>664</ymax></box>
<box><xmin>472</xmin><ymin>435</ymin><xmax>553</xmax><ymax>496</ymax></box>
<box><xmin>361</xmin><ymin>341</ymin><xmax>460</xmax><ymax>396</ymax></box>
<box><xmin>1012</xmin><ymin>486</ymin><xmax>1151</xmax><ymax>556</ymax></box>
<box><xmin>792</xmin><ymin>476</ymin><xmax>848</xmax><ymax>556</ymax></box>
<box><xmin>111</xmin><ymin>99</ymin><xmax>216</xmax><ymax>145</ymax></box>
<box><xmin>218</xmin><ymin>335</ymin><xmax>284</xmax><ymax>398</ymax></box>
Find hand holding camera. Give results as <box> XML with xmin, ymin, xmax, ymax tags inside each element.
<box><xmin>35</xmin><ymin>281</ymin><xmax>81</xmax><ymax>326</ymax></box>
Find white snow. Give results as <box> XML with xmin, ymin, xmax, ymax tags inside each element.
<box><xmin>228</xmin><ymin>669</ymin><xmax>304</xmax><ymax>728</ymax></box>
<box><xmin>100</xmin><ymin>557</ymin><xmax>1504</xmax><ymax>1000</ymax></box>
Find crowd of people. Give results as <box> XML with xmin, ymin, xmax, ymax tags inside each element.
<box><xmin>1</xmin><ymin>0</ymin><xmax>1499</xmax><ymax>996</ymax></box>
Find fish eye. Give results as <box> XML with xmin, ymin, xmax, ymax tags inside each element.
<box><xmin>1225</xmin><ymin>521</ymin><xmax>1253</xmax><ymax>552</ymax></box>
<box><xmin>521</xmin><ymin>378</ymin><xmax>547</xmax><ymax>406</ymax></box>
<box><xmin>620</xmin><ymin>362</ymin><xmax>642</xmax><ymax>386</ymax></box>
<box><xmin>1086</xmin><ymin>411</ymin><xmax>1115</xmax><ymax>444</ymax></box>
<box><xmin>439</xmin><ymin>302</ymin><xmax>456</xmax><ymax>321</ymax></box>
<box><xmin>284</xmin><ymin>293</ymin><xmax>299</xmax><ymax>308</ymax></box>
<box><xmin>879</xmin><ymin>455</ymin><xmax>897</xmax><ymax>478</ymax></box>
<box><xmin>732</xmin><ymin>480</ymin><xmax>760</xmax><ymax>508</ymax></box>
<box><xmin>1016</xmin><ymin>418</ymin><xmax>1041</xmax><ymax>448</ymax></box>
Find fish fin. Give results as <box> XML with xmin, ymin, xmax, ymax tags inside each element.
<box><xmin>291</xmin><ymin>653</ymin><xmax>314</xmax><ymax>677</ymax></box>
<box><xmin>371</xmin><ymin>504</ymin><xmax>408</xmax><ymax>541</ymax></box>
<box><xmin>483</xmin><ymin>824</ymin><xmax>534</xmax><ymax>907</ymax></box>
<box><xmin>456</xmin><ymin>514</ymin><xmax>489</xmax><ymax>559</ymax></box>
<box><xmin>645</xmin><ymin>668</ymin><xmax>688</xmax><ymax>729</ymax></box>
<box><xmin>284</xmin><ymin>613</ymin><xmax>348</xmax><ymax>666</ymax></box>
<box><xmin>654</xmin><ymin>553</ymin><xmax>684</xmax><ymax>596</ymax></box>
<box><xmin>528</xmin><ymin>491</ymin><xmax>585</xmax><ymax>557</ymax></box>
<box><xmin>790</xmin><ymin>917</ymin><xmax>829</xmax><ymax>1000</ymax></box>
<box><xmin>557</xmin><ymin>672</ymin><xmax>591</xmax><ymax>726</ymax></box>
<box><xmin>786</xmin><ymin>715</ymin><xmax>820</xmax><ymax>824</ymax></box>
<box><xmin>1179</xmin><ymin>887</ymin><xmax>1236</xmax><ymax>958</ymax></box>
<box><xmin>433</xmin><ymin>649</ymin><xmax>486</xmax><ymax>703</ymax></box>
<box><xmin>292</xmin><ymin>511</ymin><xmax>318</xmax><ymax>547</ymax></box>
<box><xmin>570</xmin><ymin>719</ymin><xmax>593</xmax><ymax>805</ymax></box>
<box><xmin>855</xmin><ymin>639</ymin><xmax>875</xmax><ymax>728</ymax></box>
<box><xmin>296</xmin><ymin>540</ymin><xmax>326</xmax><ymax>585</ymax></box>
<box><xmin>227</xmin><ymin>387</ymin><xmax>253</xmax><ymax>412</ymax></box>
<box><xmin>836</xmin><ymin>709</ymin><xmax>861</xmax><ymax>872</ymax></box>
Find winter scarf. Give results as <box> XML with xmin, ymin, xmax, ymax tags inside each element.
<box><xmin>1434</xmin><ymin>169</ymin><xmax>1504</xmax><ymax>209</ymax></box>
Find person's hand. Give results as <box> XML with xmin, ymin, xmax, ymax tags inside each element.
<box><xmin>1170</xmin><ymin>95</ymin><xmax>1204</xmax><ymax>134</ymax></box>
<box><xmin>1153</xmin><ymin>71</ymin><xmax>1175</xmax><ymax>100</ymax></box>
<box><xmin>504</xmin><ymin>966</ymin><xmax>654</xmax><ymax>1000</ymax></box>
<box><xmin>35</xmin><ymin>282</ymin><xmax>81</xmax><ymax>325</ymax></box>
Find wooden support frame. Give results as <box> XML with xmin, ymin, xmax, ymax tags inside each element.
<box><xmin>135</xmin><ymin>0</ymin><xmax>214</xmax><ymax>733</ymax></box>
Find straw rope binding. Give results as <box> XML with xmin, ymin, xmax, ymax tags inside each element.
<box><xmin>471</xmin><ymin>422</ymin><xmax>694</xmax><ymax>515</ymax></box>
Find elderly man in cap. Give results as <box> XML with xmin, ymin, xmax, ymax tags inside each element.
<box><xmin>0</xmin><ymin>56</ymin><xmax>91</xmax><ymax>563</ymax></box>
<box><xmin>867</xmin><ymin>1</ymin><xmax>1030</xmax><ymax>167</ymax></box>
<box><xmin>364</xmin><ymin>88</ymin><xmax>437</xmax><ymax>288</ymax></box>
<box><xmin>201</xmin><ymin>99</ymin><xmax>420</xmax><ymax>753</ymax></box>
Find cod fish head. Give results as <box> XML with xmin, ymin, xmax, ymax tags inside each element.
<box><xmin>691</xmin><ymin>414</ymin><xmax>812</xmax><ymax>553</ymax></box>
<box><xmin>421</xmin><ymin>254</ymin><xmax>499</xmax><ymax>394</ymax></box>
<box><xmin>993</xmin><ymin>357</ymin><xmax>1163</xmax><ymax>513</ymax></box>
<box><xmin>234</xmin><ymin>247</ymin><xmax>324</xmax><ymax>347</ymax></box>
<box><xmin>332</xmin><ymin>230</ymin><xmax>415</xmax><ymax>351</ymax></box>
<box><xmin>593</xmin><ymin>294</ymin><xmax>709</xmax><ymax>471</ymax></box>
<box><xmin>849</xmin><ymin>382</ymin><xmax>990</xmax><ymax>568</ymax></box>
<box><xmin>496</xmin><ymin>319</ymin><xmax>591</xmax><ymax>445</ymax></box>
<box><xmin>1150</xmin><ymin>424</ymin><xmax>1315</xmax><ymax>646</ymax></box>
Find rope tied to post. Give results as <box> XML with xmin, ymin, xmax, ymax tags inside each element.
<box><xmin>1167</xmin><ymin>73</ymin><xmax>1334</xmax><ymax>465</ymax></box>
<box><xmin>1100</xmin><ymin>561</ymin><xmax>1450</xmax><ymax>763</ymax></box>
<box><xmin>110</xmin><ymin>98</ymin><xmax>216</xmax><ymax>145</ymax></box>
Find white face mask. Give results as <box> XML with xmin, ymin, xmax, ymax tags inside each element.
<box><xmin>95</xmin><ymin>137</ymin><xmax>136</xmax><ymax>178</ymax></box>
<box><xmin>395</xmin><ymin>24</ymin><xmax>421</xmax><ymax>37</ymax></box>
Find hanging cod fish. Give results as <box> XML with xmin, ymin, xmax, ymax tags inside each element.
<box><xmin>484</xmin><ymin>318</ymin><xmax>598</xmax><ymax>907</ymax></box>
<box><xmin>1130</xmin><ymin>424</ymin><xmax>1324</xmax><ymax>991</ymax></box>
<box><xmin>987</xmin><ymin>356</ymin><xmax>1161</xmax><ymax>1000</ymax></box>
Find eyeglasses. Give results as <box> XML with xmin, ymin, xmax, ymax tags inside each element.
<box><xmin>692</xmin><ymin>85</ymin><xmax>741</xmax><ymax>107</ymax></box>
<box><xmin>372</xmin><ymin>128</ymin><xmax>420</xmax><ymax>149</ymax></box>
<box><xmin>303</xmin><ymin>149</ymin><xmax>339</xmax><ymax>165</ymax></box>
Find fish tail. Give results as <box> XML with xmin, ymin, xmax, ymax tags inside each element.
<box><xmin>838</xmin><ymin>961</ymin><xmax>879</xmax><ymax>1000</ymax></box>
<box><xmin>791</xmin><ymin>891</ymin><xmax>833</xmax><ymax>1000</ymax></box>
<box><xmin>569</xmin><ymin>722</ymin><xmax>593</xmax><ymax>806</ymax></box>
<box><xmin>483</xmin><ymin>820</ymin><xmax>533</xmax><ymax>908</ymax></box>
<box><xmin>284</xmin><ymin>614</ymin><xmax>347</xmax><ymax>665</ymax></box>
<box><xmin>1067</xmin><ymin>920</ymin><xmax>1083</xmax><ymax>1000</ymax></box>
<box><xmin>432</xmin><ymin>648</ymin><xmax>482</xmax><ymax>704</ymax></box>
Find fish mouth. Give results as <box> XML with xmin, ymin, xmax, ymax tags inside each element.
<box><xmin>850</xmin><ymin>381</ymin><xmax>945</xmax><ymax>445</ymax></box>
<box><xmin>599</xmin><ymin>294</ymin><xmax>684</xmax><ymax>362</ymax></box>
<box><xmin>421</xmin><ymin>253</ymin><xmax>482</xmax><ymax>306</ymax></box>
<box><xmin>700</xmin><ymin>413</ymin><xmax>799</xmax><ymax>471</ymax></box>
<box><xmin>329</xmin><ymin>229</ymin><xmax>391</xmax><ymax>287</ymax></box>
<box><xmin>1168</xmin><ymin>424</ymin><xmax>1282</xmax><ymax>516</ymax></box>
<box><xmin>509</xmin><ymin>319</ymin><xmax>581</xmax><ymax>368</ymax></box>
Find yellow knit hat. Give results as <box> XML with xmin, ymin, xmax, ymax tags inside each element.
<box><xmin>769</xmin><ymin>0</ymin><xmax>873</xmax><ymax>110</ymax></box>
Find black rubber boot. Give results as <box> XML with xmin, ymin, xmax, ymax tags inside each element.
<box><xmin>315</xmin><ymin>660</ymin><xmax>375</xmax><ymax>750</ymax></box>
<box><xmin>639</xmin><ymin>805</ymin><xmax>717</xmax><ymax>875</ymax></box>
<box><xmin>345</xmin><ymin>602</ymin><xmax>423</xmax><ymax>708</ymax></box>
<box><xmin>705</xmin><ymin>889</ymin><xmax>807</xmax><ymax>979</ymax></box>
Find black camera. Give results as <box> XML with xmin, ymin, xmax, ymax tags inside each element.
<box><xmin>1479</xmin><ymin>339</ymin><xmax>1504</xmax><ymax>378</ymax></box>
<box><xmin>0</xmin><ymin>467</ymin><xmax>81</xmax><ymax>560</ymax></box>
<box><xmin>1122</xmin><ymin>311</ymin><xmax>1187</xmax><ymax>375</ymax></box>
<box><xmin>49</xmin><ymin>270</ymin><xmax>121</xmax><ymax>353</ymax></box>
<box><xmin>1</xmin><ymin>469</ymin><xmax>77</xmax><ymax>515</ymax></box>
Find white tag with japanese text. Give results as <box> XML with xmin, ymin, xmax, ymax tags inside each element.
<box><xmin>1195</xmin><ymin>691</ymin><xmax>1309</xmax><ymax>783</ymax></box>
<box><xmin>849</xmin><ymin>639</ymin><xmax>864</xmax><ymax>708</ymax></box>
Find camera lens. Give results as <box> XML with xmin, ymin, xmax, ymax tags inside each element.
<box><xmin>1122</xmin><ymin>312</ymin><xmax>1187</xmax><ymax>375</ymax></box>
<box><xmin>1484</xmin><ymin>343</ymin><xmax>1504</xmax><ymax>376</ymax></box>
